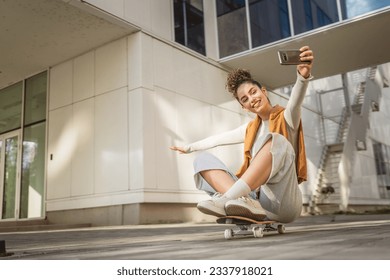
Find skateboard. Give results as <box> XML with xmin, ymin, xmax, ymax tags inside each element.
<box><xmin>216</xmin><ymin>216</ymin><xmax>285</xmax><ymax>240</ymax></box>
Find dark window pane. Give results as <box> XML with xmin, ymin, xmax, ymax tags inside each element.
<box><xmin>373</xmin><ymin>142</ymin><xmax>386</xmax><ymax>175</ymax></box>
<box><xmin>291</xmin><ymin>0</ymin><xmax>339</xmax><ymax>35</ymax></box>
<box><xmin>216</xmin><ymin>0</ymin><xmax>248</xmax><ymax>57</ymax></box>
<box><xmin>249</xmin><ymin>0</ymin><xmax>291</xmax><ymax>48</ymax></box>
<box><xmin>174</xmin><ymin>0</ymin><xmax>185</xmax><ymax>45</ymax></box>
<box><xmin>2</xmin><ymin>135</ymin><xmax>18</xmax><ymax>219</ymax></box>
<box><xmin>0</xmin><ymin>82</ymin><xmax>23</xmax><ymax>134</ymax></box>
<box><xmin>174</xmin><ymin>0</ymin><xmax>206</xmax><ymax>55</ymax></box>
<box><xmin>24</xmin><ymin>71</ymin><xmax>47</xmax><ymax>126</ymax></box>
<box><xmin>20</xmin><ymin>122</ymin><xmax>46</xmax><ymax>218</ymax></box>
<box><xmin>217</xmin><ymin>0</ymin><xmax>246</xmax><ymax>15</ymax></box>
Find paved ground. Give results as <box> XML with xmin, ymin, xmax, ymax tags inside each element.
<box><xmin>1</xmin><ymin>213</ymin><xmax>390</xmax><ymax>260</ymax></box>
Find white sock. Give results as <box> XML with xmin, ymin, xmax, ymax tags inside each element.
<box><xmin>224</xmin><ymin>179</ymin><xmax>251</xmax><ymax>199</ymax></box>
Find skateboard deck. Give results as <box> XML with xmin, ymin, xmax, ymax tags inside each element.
<box><xmin>217</xmin><ymin>216</ymin><xmax>286</xmax><ymax>239</ymax></box>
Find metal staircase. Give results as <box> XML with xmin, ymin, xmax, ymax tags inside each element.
<box><xmin>310</xmin><ymin>67</ymin><xmax>380</xmax><ymax>213</ymax></box>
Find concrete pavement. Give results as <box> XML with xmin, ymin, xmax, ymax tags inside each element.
<box><xmin>1</xmin><ymin>213</ymin><xmax>390</xmax><ymax>259</ymax></box>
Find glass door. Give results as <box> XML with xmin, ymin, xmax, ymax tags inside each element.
<box><xmin>0</xmin><ymin>131</ymin><xmax>21</xmax><ymax>220</ymax></box>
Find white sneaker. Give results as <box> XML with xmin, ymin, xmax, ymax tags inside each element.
<box><xmin>225</xmin><ymin>196</ymin><xmax>267</xmax><ymax>221</ymax></box>
<box><xmin>197</xmin><ymin>193</ymin><xmax>230</xmax><ymax>217</ymax></box>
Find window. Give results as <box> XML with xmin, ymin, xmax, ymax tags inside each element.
<box><xmin>0</xmin><ymin>71</ymin><xmax>47</xmax><ymax>219</ymax></box>
<box><xmin>0</xmin><ymin>82</ymin><xmax>23</xmax><ymax>134</ymax></box>
<box><xmin>20</xmin><ymin>72</ymin><xmax>47</xmax><ymax>219</ymax></box>
<box><xmin>216</xmin><ymin>0</ymin><xmax>249</xmax><ymax>57</ymax></box>
<box><xmin>340</xmin><ymin>0</ymin><xmax>390</xmax><ymax>19</ymax></box>
<box><xmin>373</xmin><ymin>141</ymin><xmax>390</xmax><ymax>199</ymax></box>
<box><xmin>20</xmin><ymin>122</ymin><xmax>46</xmax><ymax>218</ymax></box>
<box><xmin>249</xmin><ymin>0</ymin><xmax>291</xmax><ymax>48</ymax></box>
<box><xmin>24</xmin><ymin>71</ymin><xmax>47</xmax><ymax>126</ymax></box>
<box><xmin>291</xmin><ymin>0</ymin><xmax>339</xmax><ymax>35</ymax></box>
<box><xmin>174</xmin><ymin>0</ymin><xmax>206</xmax><ymax>55</ymax></box>
<box><xmin>373</xmin><ymin>141</ymin><xmax>390</xmax><ymax>176</ymax></box>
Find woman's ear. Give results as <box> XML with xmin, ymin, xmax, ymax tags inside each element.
<box><xmin>261</xmin><ymin>87</ymin><xmax>269</xmax><ymax>97</ymax></box>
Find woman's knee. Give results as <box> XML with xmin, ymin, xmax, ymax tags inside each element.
<box><xmin>270</xmin><ymin>133</ymin><xmax>294</xmax><ymax>154</ymax></box>
<box><xmin>193</xmin><ymin>151</ymin><xmax>210</xmax><ymax>164</ymax></box>
<box><xmin>193</xmin><ymin>152</ymin><xmax>222</xmax><ymax>171</ymax></box>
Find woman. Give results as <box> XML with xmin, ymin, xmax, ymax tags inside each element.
<box><xmin>171</xmin><ymin>46</ymin><xmax>314</xmax><ymax>223</ymax></box>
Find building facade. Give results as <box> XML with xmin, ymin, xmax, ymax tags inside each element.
<box><xmin>0</xmin><ymin>0</ymin><xmax>389</xmax><ymax>226</ymax></box>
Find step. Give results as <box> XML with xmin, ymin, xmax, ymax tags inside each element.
<box><xmin>0</xmin><ymin>219</ymin><xmax>48</xmax><ymax>227</ymax></box>
<box><xmin>327</xmin><ymin>143</ymin><xmax>344</xmax><ymax>153</ymax></box>
<box><xmin>351</xmin><ymin>104</ymin><xmax>362</xmax><ymax>114</ymax></box>
<box><xmin>0</xmin><ymin>221</ymin><xmax>91</xmax><ymax>233</ymax></box>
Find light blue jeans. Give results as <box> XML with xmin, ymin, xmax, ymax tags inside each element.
<box><xmin>192</xmin><ymin>133</ymin><xmax>303</xmax><ymax>223</ymax></box>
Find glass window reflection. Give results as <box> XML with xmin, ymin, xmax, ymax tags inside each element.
<box><xmin>290</xmin><ymin>0</ymin><xmax>339</xmax><ymax>35</ymax></box>
<box><xmin>20</xmin><ymin>123</ymin><xmax>46</xmax><ymax>219</ymax></box>
<box><xmin>174</xmin><ymin>0</ymin><xmax>206</xmax><ymax>55</ymax></box>
<box><xmin>340</xmin><ymin>0</ymin><xmax>390</xmax><ymax>19</ymax></box>
<box><xmin>249</xmin><ymin>0</ymin><xmax>291</xmax><ymax>48</ymax></box>
<box><xmin>0</xmin><ymin>82</ymin><xmax>23</xmax><ymax>134</ymax></box>
<box><xmin>216</xmin><ymin>0</ymin><xmax>249</xmax><ymax>57</ymax></box>
<box><xmin>24</xmin><ymin>71</ymin><xmax>47</xmax><ymax>126</ymax></box>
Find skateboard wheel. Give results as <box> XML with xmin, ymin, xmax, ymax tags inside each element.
<box><xmin>224</xmin><ymin>229</ymin><xmax>233</xmax><ymax>240</ymax></box>
<box><xmin>277</xmin><ymin>224</ymin><xmax>285</xmax><ymax>234</ymax></box>
<box><xmin>252</xmin><ymin>227</ymin><xmax>263</xmax><ymax>238</ymax></box>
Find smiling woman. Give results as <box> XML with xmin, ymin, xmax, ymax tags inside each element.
<box><xmin>171</xmin><ymin>46</ymin><xmax>314</xmax><ymax>223</ymax></box>
<box><xmin>226</xmin><ymin>69</ymin><xmax>272</xmax><ymax>120</ymax></box>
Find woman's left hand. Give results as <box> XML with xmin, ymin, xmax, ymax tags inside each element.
<box><xmin>169</xmin><ymin>146</ymin><xmax>188</xmax><ymax>154</ymax></box>
<box><xmin>297</xmin><ymin>46</ymin><xmax>314</xmax><ymax>79</ymax></box>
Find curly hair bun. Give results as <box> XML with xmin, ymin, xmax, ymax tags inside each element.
<box><xmin>226</xmin><ymin>68</ymin><xmax>253</xmax><ymax>94</ymax></box>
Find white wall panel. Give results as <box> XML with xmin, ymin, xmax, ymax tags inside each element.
<box><xmin>73</xmin><ymin>51</ymin><xmax>95</xmax><ymax>102</ymax></box>
<box><xmin>128</xmin><ymin>33</ymin><xmax>154</xmax><ymax>90</ymax></box>
<box><xmin>128</xmin><ymin>88</ymin><xmax>157</xmax><ymax>190</ymax></box>
<box><xmin>124</xmin><ymin>0</ymin><xmax>172</xmax><ymax>40</ymax></box>
<box><xmin>172</xmin><ymin>48</ymin><xmax>220</xmax><ymax>104</ymax></box>
<box><xmin>150</xmin><ymin>0</ymin><xmax>172</xmax><ymax>40</ymax></box>
<box><xmin>153</xmin><ymin>39</ymin><xmax>176</xmax><ymax>91</ymax></box>
<box><xmin>95</xmin><ymin>38</ymin><xmax>127</xmax><ymax>95</ymax></box>
<box><xmin>49</xmin><ymin>61</ymin><xmax>73</xmax><ymax>110</ymax></box>
<box><xmin>154</xmin><ymin>88</ymin><xmax>180</xmax><ymax>190</ymax></box>
<box><xmin>129</xmin><ymin>89</ymin><xmax>145</xmax><ymax>190</ymax></box>
<box><xmin>200</xmin><ymin>63</ymin><xmax>239</xmax><ymax>112</ymax></box>
<box><xmin>94</xmin><ymin>87</ymin><xmax>129</xmax><ymax>193</ymax></box>
<box><xmin>47</xmin><ymin>106</ymin><xmax>73</xmax><ymax>199</ymax></box>
<box><xmin>140</xmin><ymin>90</ymin><xmax>157</xmax><ymax>190</ymax></box>
<box><xmin>84</xmin><ymin>0</ymin><xmax>124</xmax><ymax>18</ymax></box>
<box><xmin>71</xmin><ymin>99</ymin><xmax>94</xmax><ymax>196</ymax></box>
<box><xmin>124</xmin><ymin>0</ymin><xmax>151</xmax><ymax>29</ymax></box>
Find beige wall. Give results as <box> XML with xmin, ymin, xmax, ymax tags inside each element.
<box><xmin>46</xmin><ymin>31</ymin><xmax>245</xmax><ymax>213</ymax></box>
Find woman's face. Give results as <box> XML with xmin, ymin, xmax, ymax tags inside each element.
<box><xmin>236</xmin><ymin>82</ymin><xmax>271</xmax><ymax>116</ymax></box>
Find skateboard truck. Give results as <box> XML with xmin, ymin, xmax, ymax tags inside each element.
<box><xmin>217</xmin><ymin>216</ymin><xmax>286</xmax><ymax>240</ymax></box>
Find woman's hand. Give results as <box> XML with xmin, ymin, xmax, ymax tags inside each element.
<box><xmin>297</xmin><ymin>46</ymin><xmax>314</xmax><ymax>79</ymax></box>
<box><xmin>169</xmin><ymin>146</ymin><xmax>188</xmax><ymax>154</ymax></box>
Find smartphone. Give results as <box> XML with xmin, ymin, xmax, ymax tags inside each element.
<box><xmin>278</xmin><ymin>50</ymin><xmax>309</xmax><ymax>65</ymax></box>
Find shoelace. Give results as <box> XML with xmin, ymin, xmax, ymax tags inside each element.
<box><xmin>238</xmin><ymin>196</ymin><xmax>257</xmax><ymax>206</ymax></box>
<box><xmin>212</xmin><ymin>192</ymin><xmax>223</xmax><ymax>199</ymax></box>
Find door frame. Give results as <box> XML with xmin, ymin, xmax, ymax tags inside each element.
<box><xmin>0</xmin><ymin>130</ymin><xmax>22</xmax><ymax>220</ymax></box>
